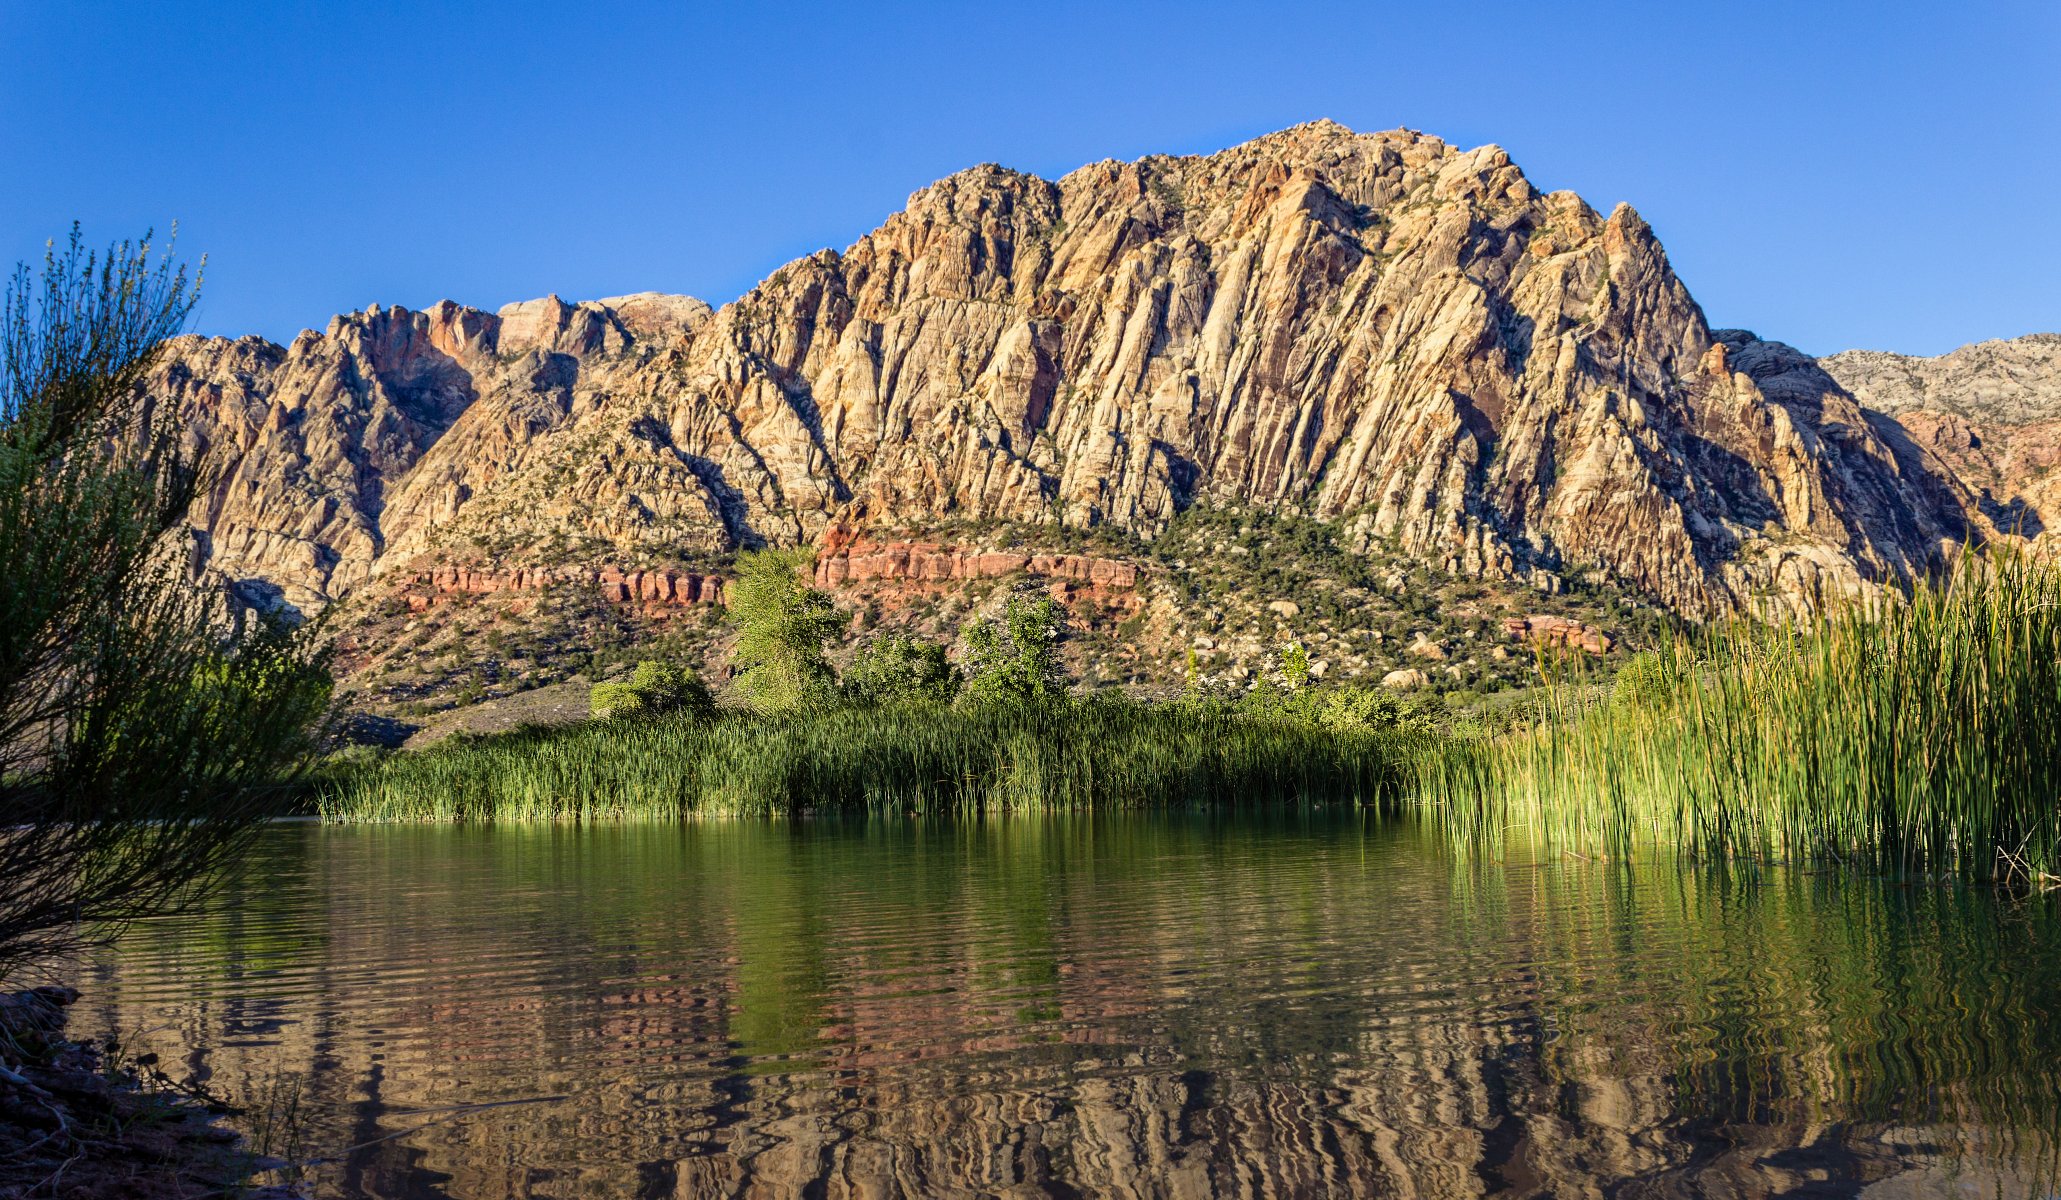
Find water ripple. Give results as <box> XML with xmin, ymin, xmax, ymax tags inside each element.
<box><xmin>81</xmin><ymin>816</ymin><xmax>2061</xmax><ymax>1199</ymax></box>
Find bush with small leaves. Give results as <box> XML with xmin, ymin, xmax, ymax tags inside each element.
<box><xmin>963</xmin><ymin>596</ymin><xmax>1067</xmax><ymax>707</ymax></box>
<box><xmin>843</xmin><ymin>637</ymin><xmax>960</xmax><ymax>706</ymax></box>
<box><xmin>0</xmin><ymin>229</ymin><xmax>330</xmax><ymax>977</ymax></box>
<box><xmin>1315</xmin><ymin>686</ymin><xmax>1404</xmax><ymax>731</ymax></box>
<box><xmin>1280</xmin><ymin>641</ymin><xmax>1312</xmax><ymax>690</ymax></box>
<box><xmin>592</xmin><ymin>660</ymin><xmax>716</xmax><ymax>721</ymax></box>
<box><xmin>1610</xmin><ymin>650</ymin><xmax>1674</xmax><ymax>716</ymax></box>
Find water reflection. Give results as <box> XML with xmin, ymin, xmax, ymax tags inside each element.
<box><xmin>85</xmin><ymin>815</ymin><xmax>2061</xmax><ymax>1198</ymax></box>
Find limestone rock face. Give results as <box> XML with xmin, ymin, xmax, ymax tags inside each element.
<box><xmin>152</xmin><ymin>122</ymin><xmax>1988</xmax><ymax>618</ymax></box>
<box><xmin>1821</xmin><ymin>334</ymin><xmax>2061</xmax><ymax>536</ymax></box>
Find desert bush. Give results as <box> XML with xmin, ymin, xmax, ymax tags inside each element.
<box><xmin>843</xmin><ymin>636</ymin><xmax>960</xmax><ymax>705</ymax></box>
<box><xmin>728</xmin><ymin>548</ymin><xmax>845</xmax><ymax>713</ymax></box>
<box><xmin>0</xmin><ymin>228</ymin><xmax>330</xmax><ymax>979</ymax></box>
<box><xmin>963</xmin><ymin>596</ymin><xmax>1066</xmax><ymax>706</ymax></box>
<box><xmin>592</xmin><ymin>659</ymin><xmax>716</xmax><ymax>720</ymax></box>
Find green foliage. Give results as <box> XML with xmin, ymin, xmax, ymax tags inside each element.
<box><xmin>1280</xmin><ymin>640</ymin><xmax>1311</xmax><ymax>690</ymax></box>
<box><xmin>592</xmin><ymin>659</ymin><xmax>716</xmax><ymax>721</ymax></box>
<box><xmin>1154</xmin><ymin>503</ymin><xmax>1378</xmax><ymax>599</ymax></box>
<box><xmin>1610</xmin><ymin>650</ymin><xmax>1672</xmax><ymax>715</ymax></box>
<box><xmin>728</xmin><ymin>548</ymin><xmax>845</xmax><ymax>713</ymax></box>
<box><xmin>1217</xmin><ymin>680</ymin><xmax>1447</xmax><ymax>736</ymax></box>
<box><xmin>0</xmin><ymin>228</ymin><xmax>330</xmax><ymax>976</ymax></box>
<box><xmin>963</xmin><ymin>596</ymin><xmax>1066</xmax><ymax>706</ymax></box>
<box><xmin>1310</xmin><ymin>685</ymin><xmax>1402</xmax><ymax>730</ymax></box>
<box><xmin>842</xmin><ymin>636</ymin><xmax>960</xmax><ymax>705</ymax></box>
<box><xmin>323</xmin><ymin>695</ymin><xmax>1419</xmax><ymax>821</ymax></box>
<box><xmin>1423</xmin><ymin>550</ymin><xmax>2061</xmax><ymax>881</ymax></box>
<box><xmin>1148</xmin><ymin>172</ymin><xmax>1186</xmax><ymax>214</ymax></box>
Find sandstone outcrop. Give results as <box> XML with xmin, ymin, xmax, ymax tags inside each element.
<box><xmin>398</xmin><ymin>563</ymin><xmax>726</xmax><ymax>612</ymax></box>
<box><xmin>813</xmin><ymin>525</ymin><xmax>1141</xmax><ymax>604</ymax></box>
<box><xmin>1503</xmin><ymin>613</ymin><xmax>1615</xmax><ymax>655</ymax></box>
<box><xmin>152</xmin><ymin>121</ymin><xmax>2001</xmax><ymax>620</ymax></box>
<box><xmin>1821</xmin><ymin>333</ymin><xmax>2061</xmax><ymax>536</ymax></box>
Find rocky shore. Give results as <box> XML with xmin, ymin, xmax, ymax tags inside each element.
<box><xmin>0</xmin><ymin>987</ymin><xmax>294</xmax><ymax>1199</ymax></box>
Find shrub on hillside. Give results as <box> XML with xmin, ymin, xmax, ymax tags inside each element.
<box><xmin>963</xmin><ymin>596</ymin><xmax>1067</xmax><ymax>707</ymax></box>
<box><xmin>592</xmin><ymin>660</ymin><xmax>715</xmax><ymax>721</ymax></box>
<box><xmin>843</xmin><ymin>636</ymin><xmax>960</xmax><ymax>705</ymax></box>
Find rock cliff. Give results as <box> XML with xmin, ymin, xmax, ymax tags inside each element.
<box><xmin>152</xmin><ymin>121</ymin><xmax>1996</xmax><ymax>619</ymax></box>
<box><xmin>1821</xmin><ymin>333</ymin><xmax>2061</xmax><ymax>536</ymax></box>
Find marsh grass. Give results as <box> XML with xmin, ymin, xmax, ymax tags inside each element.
<box><xmin>324</xmin><ymin>698</ymin><xmax>1415</xmax><ymax>822</ymax></box>
<box><xmin>1422</xmin><ymin>551</ymin><xmax>2061</xmax><ymax>881</ymax></box>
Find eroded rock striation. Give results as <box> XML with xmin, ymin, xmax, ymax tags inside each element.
<box><xmin>1821</xmin><ymin>334</ymin><xmax>2061</xmax><ymax>537</ymax></box>
<box><xmin>153</xmin><ymin>121</ymin><xmax>2004</xmax><ymax>619</ymax></box>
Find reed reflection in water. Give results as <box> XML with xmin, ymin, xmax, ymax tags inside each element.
<box><xmin>82</xmin><ymin>814</ymin><xmax>2061</xmax><ymax>1198</ymax></box>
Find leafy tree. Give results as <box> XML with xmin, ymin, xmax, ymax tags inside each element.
<box><xmin>592</xmin><ymin>659</ymin><xmax>716</xmax><ymax>720</ymax></box>
<box><xmin>728</xmin><ymin>547</ymin><xmax>845</xmax><ymax>712</ymax></box>
<box><xmin>0</xmin><ymin>228</ymin><xmax>331</xmax><ymax>979</ymax></box>
<box><xmin>843</xmin><ymin>636</ymin><xmax>960</xmax><ymax>705</ymax></box>
<box><xmin>963</xmin><ymin>595</ymin><xmax>1067</xmax><ymax>706</ymax></box>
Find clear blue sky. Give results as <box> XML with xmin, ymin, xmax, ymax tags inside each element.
<box><xmin>5</xmin><ymin>1</ymin><xmax>2055</xmax><ymax>356</ymax></box>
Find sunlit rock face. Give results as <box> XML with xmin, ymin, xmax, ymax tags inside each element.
<box><xmin>151</xmin><ymin>122</ymin><xmax>1988</xmax><ymax>618</ymax></box>
<box><xmin>1822</xmin><ymin>333</ymin><xmax>2061</xmax><ymax>539</ymax></box>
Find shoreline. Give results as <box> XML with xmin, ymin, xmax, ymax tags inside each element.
<box><xmin>0</xmin><ymin>987</ymin><xmax>298</xmax><ymax>1199</ymax></box>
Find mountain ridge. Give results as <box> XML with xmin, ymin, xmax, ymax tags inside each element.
<box><xmin>1820</xmin><ymin>333</ymin><xmax>2061</xmax><ymax>535</ymax></box>
<box><xmin>151</xmin><ymin>121</ymin><xmax>2026</xmax><ymax>626</ymax></box>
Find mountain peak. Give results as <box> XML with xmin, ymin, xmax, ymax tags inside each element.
<box><xmin>148</xmin><ymin>125</ymin><xmax>1991</xmax><ymax>622</ymax></box>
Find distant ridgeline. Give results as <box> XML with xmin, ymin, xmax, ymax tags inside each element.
<box><xmin>150</xmin><ymin>122</ymin><xmax>2058</xmax><ymax>627</ymax></box>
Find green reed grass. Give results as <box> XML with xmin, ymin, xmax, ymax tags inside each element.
<box><xmin>1421</xmin><ymin>550</ymin><xmax>2061</xmax><ymax>881</ymax></box>
<box><xmin>324</xmin><ymin>697</ymin><xmax>1415</xmax><ymax>822</ymax></box>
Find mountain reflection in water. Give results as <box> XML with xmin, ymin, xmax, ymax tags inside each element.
<box><xmin>83</xmin><ymin>815</ymin><xmax>2061</xmax><ymax>1199</ymax></box>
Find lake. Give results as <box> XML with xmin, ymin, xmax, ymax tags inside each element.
<box><xmin>83</xmin><ymin>814</ymin><xmax>2061</xmax><ymax>1198</ymax></box>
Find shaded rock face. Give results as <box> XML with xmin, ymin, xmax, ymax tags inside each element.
<box><xmin>1821</xmin><ymin>334</ymin><xmax>2061</xmax><ymax>537</ymax></box>
<box><xmin>153</xmin><ymin>122</ymin><xmax>1981</xmax><ymax>618</ymax></box>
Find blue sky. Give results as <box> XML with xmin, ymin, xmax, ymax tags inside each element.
<box><xmin>4</xmin><ymin>1</ymin><xmax>2055</xmax><ymax>356</ymax></box>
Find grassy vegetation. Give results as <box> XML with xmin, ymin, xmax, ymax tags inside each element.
<box><xmin>1421</xmin><ymin>550</ymin><xmax>2061</xmax><ymax>882</ymax></box>
<box><xmin>323</xmin><ymin>698</ymin><xmax>1418</xmax><ymax>821</ymax></box>
<box><xmin>323</xmin><ymin>527</ymin><xmax>2061</xmax><ymax>888</ymax></box>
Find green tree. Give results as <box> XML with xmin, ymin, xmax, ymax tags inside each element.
<box><xmin>843</xmin><ymin>636</ymin><xmax>960</xmax><ymax>705</ymax></box>
<box><xmin>0</xmin><ymin>227</ymin><xmax>331</xmax><ymax>978</ymax></box>
<box><xmin>728</xmin><ymin>547</ymin><xmax>845</xmax><ymax>712</ymax></box>
<box><xmin>963</xmin><ymin>596</ymin><xmax>1067</xmax><ymax>706</ymax></box>
<box><xmin>592</xmin><ymin>659</ymin><xmax>717</xmax><ymax>720</ymax></box>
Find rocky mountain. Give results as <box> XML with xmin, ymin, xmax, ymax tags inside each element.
<box><xmin>1821</xmin><ymin>334</ymin><xmax>2061</xmax><ymax>535</ymax></box>
<box><xmin>152</xmin><ymin>121</ymin><xmax>1988</xmax><ymax>622</ymax></box>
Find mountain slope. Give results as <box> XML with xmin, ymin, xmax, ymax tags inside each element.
<box><xmin>1821</xmin><ymin>334</ymin><xmax>2061</xmax><ymax>535</ymax></box>
<box><xmin>151</xmin><ymin>121</ymin><xmax>1976</xmax><ymax>619</ymax></box>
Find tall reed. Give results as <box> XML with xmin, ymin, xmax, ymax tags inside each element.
<box><xmin>1421</xmin><ymin>550</ymin><xmax>2061</xmax><ymax>881</ymax></box>
<box><xmin>325</xmin><ymin>698</ymin><xmax>1415</xmax><ymax>822</ymax></box>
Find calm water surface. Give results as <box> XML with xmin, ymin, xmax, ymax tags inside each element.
<box><xmin>83</xmin><ymin>814</ymin><xmax>2061</xmax><ymax>1198</ymax></box>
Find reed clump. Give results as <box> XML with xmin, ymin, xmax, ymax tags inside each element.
<box><xmin>1421</xmin><ymin>550</ymin><xmax>2061</xmax><ymax>881</ymax></box>
<box><xmin>323</xmin><ymin>697</ymin><xmax>1416</xmax><ymax>822</ymax></box>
